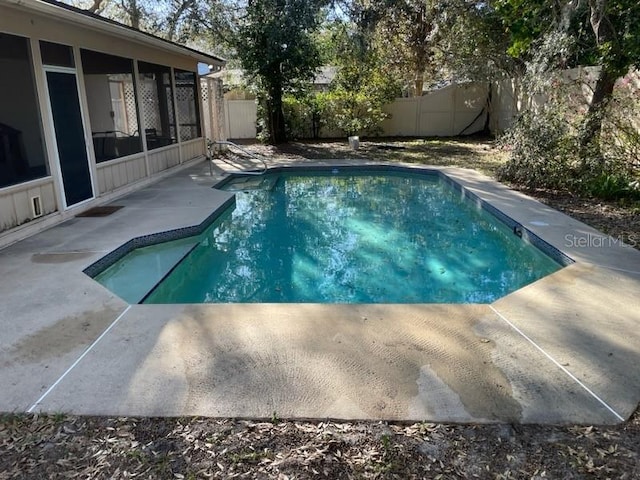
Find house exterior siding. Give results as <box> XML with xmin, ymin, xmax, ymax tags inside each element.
<box><xmin>0</xmin><ymin>1</ymin><xmax>221</xmax><ymax>247</ymax></box>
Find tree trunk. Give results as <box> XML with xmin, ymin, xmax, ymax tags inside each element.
<box><xmin>578</xmin><ymin>68</ymin><xmax>616</xmax><ymax>157</ymax></box>
<box><xmin>413</xmin><ymin>75</ymin><xmax>424</xmax><ymax>97</ymax></box>
<box><xmin>266</xmin><ymin>80</ymin><xmax>286</xmax><ymax>144</ymax></box>
<box><xmin>578</xmin><ymin>0</ymin><xmax>618</xmax><ymax>161</ymax></box>
<box><xmin>121</xmin><ymin>0</ymin><xmax>142</xmax><ymax>30</ymax></box>
<box><xmin>87</xmin><ymin>0</ymin><xmax>106</xmax><ymax>14</ymax></box>
<box><xmin>166</xmin><ymin>0</ymin><xmax>194</xmax><ymax>42</ymax></box>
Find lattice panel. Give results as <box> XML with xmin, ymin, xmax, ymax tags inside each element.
<box><xmin>123</xmin><ymin>81</ymin><xmax>139</xmax><ymax>134</ymax></box>
<box><xmin>140</xmin><ymin>80</ymin><xmax>161</xmax><ymax>131</ymax></box>
<box><xmin>201</xmin><ymin>80</ymin><xmax>209</xmax><ymax>102</ymax></box>
<box><xmin>165</xmin><ymin>84</ymin><xmax>176</xmax><ymax>139</ymax></box>
<box><xmin>176</xmin><ymin>84</ymin><xmax>199</xmax><ymax>140</ymax></box>
<box><xmin>201</xmin><ymin>79</ymin><xmax>211</xmax><ymax>139</ymax></box>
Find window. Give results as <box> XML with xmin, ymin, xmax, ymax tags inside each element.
<box><xmin>81</xmin><ymin>49</ymin><xmax>142</xmax><ymax>162</ymax></box>
<box><xmin>174</xmin><ymin>69</ymin><xmax>201</xmax><ymax>141</ymax></box>
<box><xmin>137</xmin><ymin>61</ymin><xmax>176</xmax><ymax>150</ymax></box>
<box><xmin>0</xmin><ymin>33</ymin><xmax>48</xmax><ymax>189</ymax></box>
<box><xmin>40</xmin><ymin>41</ymin><xmax>75</xmax><ymax>68</ymax></box>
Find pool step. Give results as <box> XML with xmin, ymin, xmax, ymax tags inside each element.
<box><xmin>223</xmin><ymin>175</ymin><xmax>278</xmax><ymax>192</ymax></box>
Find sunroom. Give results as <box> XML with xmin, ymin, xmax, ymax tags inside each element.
<box><xmin>0</xmin><ymin>0</ymin><xmax>225</xmax><ymax>247</ymax></box>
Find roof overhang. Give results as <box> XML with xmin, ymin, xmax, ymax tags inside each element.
<box><xmin>4</xmin><ymin>0</ymin><xmax>226</xmax><ymax>69</ymax></box>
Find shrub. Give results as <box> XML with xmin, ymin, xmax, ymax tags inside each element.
<box><xmin>584</xmin><ymin>173</ymin><xmax>636</xmax><ymax>199</ymax></box>
<box><xmin>499</xmin><ymin>69</ymin><xmax>640</xmax><ymax>200</ymax></box>
<box><xmin>497</xmin><ymin>107</ymin><xmax>579</xmax><ymax>190</ymax></box>
<box><xmin>320</xmin><ymin>89</ymin><xmax>390</xmax><ymax>137</ymax></box>
<box><xmin>282</xmin><ymin>94</ymin><xmax>328</xmax><ymax>140</ymax></box>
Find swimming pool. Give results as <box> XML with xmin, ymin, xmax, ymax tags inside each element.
<box><xmin>93</xmin><ymin>168</ymin><xmax>566</xmax><ymax>304</ymax></box>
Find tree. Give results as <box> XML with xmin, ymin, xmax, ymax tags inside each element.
<box><xmin>316</xmin><ymin>2</ymin><xmax>400</xmax><ymax>135</ymax></box>
<box><xmin>234</xmin><ymin>0</ymin><xmax>327</xmax><ymax>144</ymax></box>
<box><xmin>375</xmin><ymin>0</ymin><xmax>439</xmax><ymax>96</ymax></box>
<box><xmin>344</xmin><ymin>1</ymin><xmax>512</xmax><ymax>96</ymax></box>
<box><xmin>437</xmin><ymin>1</ymin><xmax>516</xmax><ymax>81</ymax></box>
<box><xmin>86</xmin><ymin>0</ymin><xmax>107</xmax><ymax>13</ymax></box>
<box><xmin>577</xmin><ymin>0</ymin><xmax>640</xmax><ymax>158</ymax></box>
<box><xmin>63</xmin><ymin>0</ymin><xmax>206</xmax><ymax>40</ymax></box>
<box><xmin>494</xmin><ymin>0</ymin><xmax>640</xmax><ymax>160</ymax></box>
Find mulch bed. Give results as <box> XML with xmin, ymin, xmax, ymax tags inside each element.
<box><xmin>1</xmin><ymin>410</ymin><xmax>638</xmax><ymax>479</ymax></box>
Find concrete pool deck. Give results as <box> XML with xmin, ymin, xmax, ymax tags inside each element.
<box><xmin>0</xmin><ymin>158</ymin><xmax>639</xmax><ymax>424</ymax></box>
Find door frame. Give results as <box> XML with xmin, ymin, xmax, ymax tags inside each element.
<box><xmin>41</xmin><ymin>64</ymin><xmax>96</xmax><ymax>210</ymax></box>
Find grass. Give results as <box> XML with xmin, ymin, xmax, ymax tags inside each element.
<box><xmin>243</xmin><ymin>135</ymin><xmax>507</xmax><ymax>177</ymax></box>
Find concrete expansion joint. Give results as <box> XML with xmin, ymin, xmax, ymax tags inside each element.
<box><xmin>488</xmin><ymin>305</ymin><xmax>624</xmax><ymax>422</ymax></box>
<box><xmin>26</xmin><ymin>305</ymin><xmax>132</xmax><ymax>413</ymax></box>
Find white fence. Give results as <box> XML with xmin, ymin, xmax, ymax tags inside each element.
<box><xmin>382</xmin><ymin>83</ymin><xmax>489</xmax><ymax>137</ymax></box>
<box><xmin>225</xmin><ymin>99</ymin><xmax>257</xmax><ymax>139</ymax></box>
<box><xmin>487</xmin><ymin>66</ymin><xmax>640</xmax><ymax>133</ymax></box>
<box><xmin>218</xmin><ymin>81</ymin><xmax>491</xmax><ymax>140</ymax></box>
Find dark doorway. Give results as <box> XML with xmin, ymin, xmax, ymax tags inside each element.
<box><xmin>46</xmin><ymin>71</ymin><xmax>93</xmax><ymax>206</ymax></box>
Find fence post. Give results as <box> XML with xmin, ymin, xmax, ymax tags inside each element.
<box><xmin>415</xmin><ymin>96</ymin><xmax>421</xmax><ymax>136</ymax></box>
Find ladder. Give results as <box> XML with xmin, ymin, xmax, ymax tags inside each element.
<box><xmin>207</xmin><ymin>139</ymin><xmax>268</xmax><ymax>176</ymax></box>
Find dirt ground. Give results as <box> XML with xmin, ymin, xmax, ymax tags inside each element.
<box><xmin>2</xmin><ymin>137</ymin><xmax>639</xmax><ymax>479</ymax></box>
<box><xmin>1</xmin><ymin>410</ymin><xmax>638</xmax><ymax>479</ymax></box>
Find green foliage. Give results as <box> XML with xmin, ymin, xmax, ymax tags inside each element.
<box><xmin>319</xmin><ymin>88</ymin><xmax>390</xmax><ymax>137</ymax></box>
<box><xmin>492</xmin><ymin>0</ymin><xmax>640</xmax><ymax>78</ymax></box>
<box><xmin>327</xmin><ymin>12</ymin><xmax>402</xmax><ymax>136</ymax></box>
<box><xmin>494</xmin><ymin>0</ymin><xmax>640</xmax><ymax>194</ymax></box>
<box><xmin>603</xmin><ymin>76</ymin><xmax>640</xmax><ymax>169</ymax></box>
<box><xmin>493</xmin><ymin>0</ymin><xmax>561</xmax><ymax>60</ymax></box>
<box><xmin>592</xmin><ymin>0</ymin><xmax>640</xmax><ymax>78</ymax></box>
<box><xmin>439</xmin><ymin>1</ymin><xmax>516</xmax><ymax>81</ymax></box>
<box><xmin>498</xmin><ymin>107</ymin><xmax>580</xmax><ymax>189</ymax></box>
<box><xmin>584</xmin><ymin>173</ymin><xmax>637</xmax><ymax>200</ymax></box>
<box><xmin>498</xmin><ymin>81</ymin><xmax>640</xmax><ymax>200</ymax></box>
<box><xmin>233</xmin><ymin>0</ymin><xmax>328</xmax><ymax>143</ymax></box>
<box><xmin>282</xmin><ymin>96</ymin><xmax>308</xmax><ymax>140</ymax></box>
<box><xmin>282</xmin><ymin>83</ymin><xmax>398</xmax><ymax>139</ymax></box>
<box><xmin>278</xmin><ymin>2</ymin><xmax>402</xmax><ymax>139</ymax></box>
<box><xmin>282</xmin><ymin>94</ymin><xmax>327</xmax><ymax>139</ymax></box>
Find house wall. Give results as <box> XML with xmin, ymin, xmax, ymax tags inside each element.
<box><xmin>181</xmin><ymin>138</ymin><xmax>206</xmax><ymax>161</ymax></box>
<box><xmin>149</xmin><ymin>145</ymin><xmax>182</xmax><ymax>174</ymax></box>
<box><xmin>0</xmin><ymin>178</ymin><xmax>56</xmax><ymax>232</ymax></box>
<box><xmin>0</xmin><ymin>7</ymin><xmax>196</xmax><ymax>72</ymax></box>
<box><xmin>96</xmin><ymin>153</ymin><xmax>147</xmax><ymax>195</ymax></box>
<box><xmin>0</xmin><ymin>4</ymin><xmax>214</xmax><ymax>245</ymax></box>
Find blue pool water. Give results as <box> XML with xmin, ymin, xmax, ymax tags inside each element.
<box><xmin>95</xmin><ymin>170</ymin><xmax>562</xmax><ymax>304</ymax></box>
<box><xmin>96</xmin><ymin>172</ymin><xmax>561</xmax><ymax>303</ymax></box>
